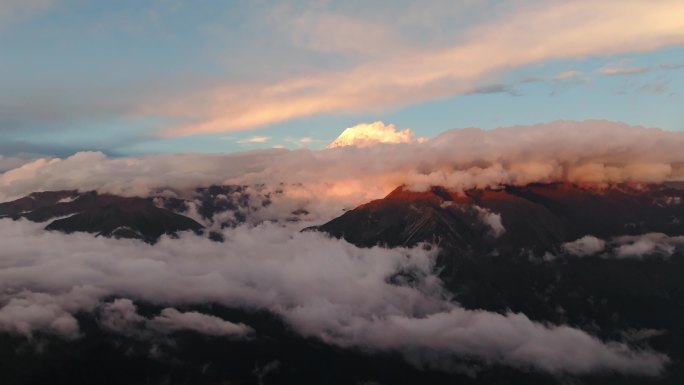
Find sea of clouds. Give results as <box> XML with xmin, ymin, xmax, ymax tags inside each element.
<box><xmin>1</xmin><ymin>120</ymin><xmax>681</xmax><ymax>376</ymax></box>
<box><xmin>0</xmin><ymin>219</ymin><xmax>669</xmax><ymax>376</ymax></box>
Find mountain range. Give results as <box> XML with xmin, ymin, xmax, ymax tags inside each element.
<box><xmin>1</xmin><ymin>182</ymin><xmax>684</xmax><ymax>384</ymax></box>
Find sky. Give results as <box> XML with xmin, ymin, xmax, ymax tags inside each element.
<box><xmin>1</xmin><ymin>0</ymin><xmax>684</xmax><ymax>158</ymax></box>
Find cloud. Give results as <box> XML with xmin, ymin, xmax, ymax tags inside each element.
<box><xmin>660</xmin><ymin>63</ymin><xmax>684</xmax><ymax>70</ymax></box>
<box><xmin>154</xmin><ymin>1</ymin><xmax>684</xmax><ymax>136</ymax></box>
<box><xmin>560</xmin><ymin>233</ymin><xmax>684</xmax><ymax>259</ymax></box>
<box><xmin>614</xmin><ymin>233</ymin><xmax>684</xmax><ymax>258</ymax></box>
<box><xmin>562</xmin><ymin>236</ymin><xmax>606</xmax><ymax>256</ymax></box>
<box><xmin>598</xmin><ymin>60</ymin><xmax>684</xmax><ymax>78</ymax></box>
<box><xmin>2</xmin><ymin>121</ymin><xmax>684</xmax><ymax>208</ymax></box>
<box><xmin>238</xmin><ymin>136</ymin><xmax>270</xmax><ymax>144</ymax></box>
<box><xmin>150</xmin><ymin>307</ymin><xmax>253</xmax><ymax>336</ymax></box>
<box><xmin>327</xmin><ymin>121</ymin><xmax>419</xmax><ymax>148</ymax></box>
<box><xmin>287</xmin><ymin>11</ymin><xmax>401</xmax><ymax>57</ymax></box>
<box><xmin>0</xmin><ymin>218</ymin><xmax>668</xmax><ymax>375</ymax></box>
<box><xmin>599</xmin><ymin>66</ymin><xmax>650</xmax><ymax>76</ymax></box>
<box><xmin>465</xmin><ymin>83</ymin><xmax>520</xmax><ymax>96</ymax></box>
<box><xmin>553</xmin><ymin>70</ymin><xmax>581</xmax><ymax>81</ymax></box>
<box><xmin>0</xmin><ymin>0</ymin><xmax>52</xmax><ymax>26</ymax></box>
<box><xmin>99</xmin><ymin>298</ymin><xmax>253</xmax><ymax>338</ymax></box>
<box><xmin>635</xmin><ymin>78</ymin><xmax>672</xmax><ymax>94</ymax></box>
<box><xmin>0</xmin><ymin>296</ymin><xmax>80</xmax><ymax>339</ymax></box>
<box><xmin>473</xmin><ymin>206</ymin><xmax>506</xmax><ymax>238</ymax></box>
<box><xmin>0</xmin><ymin>154</ymin><xmax>43</xmax><ymax>172</ymax></box>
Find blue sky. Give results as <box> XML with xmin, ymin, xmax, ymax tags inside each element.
<box><xmin>1</xmin><ymin>0</ymin><xmax>683</xmax><ymax>157</ymax></box>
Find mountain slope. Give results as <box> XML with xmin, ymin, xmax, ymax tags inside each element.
<box><xmin>315</xmin><ymin>182</ymin><xmax>684</xmax><ymax>256</ymax></box>
<box><xmin>0</xmin><ymin>191</ymin><xmax>203</xmax><ymax>243</ymax></box>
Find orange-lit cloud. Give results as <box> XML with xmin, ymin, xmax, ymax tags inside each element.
<box><xmin>155</xmin><ymin>1</ymin><xmax>684</xmax><ymax>137</ymax></box>
<box><xmin>4</xmin><ymin>121</ymin><xmax>684</xmax><ymax>212</ymax></box>
<box><xmin>238</xmin><ymin>136</ymin><xmax>270</xmax><ymax>144</ymax></box>
<box><xmin>327</xmin><ymin>121</ymin><xmax>420</xmax><ymax>148</ymax></box>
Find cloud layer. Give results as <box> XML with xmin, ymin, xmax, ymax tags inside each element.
<box><xmin>0</xmin><ymin>219</ymin><xmax>668</xmax><ymax>376</ymax></box>
<box><xmin>2</xmin><ymin>121</ymin><xmax>684</xmax><ymax>212</ymax></box>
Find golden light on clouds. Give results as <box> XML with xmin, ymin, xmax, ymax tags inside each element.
<box><xmin>327</xmin><ymin>121</ymin><xmax>420</xmax><ymax>148</ymax></box>
<box><xmin>157</xmin><ymin>0</ymin><xmax>684</xmax><ymax>137</ymax></box>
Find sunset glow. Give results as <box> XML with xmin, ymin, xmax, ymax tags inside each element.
<box><xmin>2</xmin><ymin>2</ymin><xmax>684</xmax><ymax>384</ymax></box>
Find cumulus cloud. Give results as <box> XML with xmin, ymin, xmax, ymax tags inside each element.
<box><xmin>2</xmin><ymin>121</ymin><xmax>683</xmax><ymax>209</ymax></box>
<box><xmin>0</xmin><ymin>296</ymin><xmax>79</xmax><ymax>339</ymax></box>
<box><xmin>473</xmin><ymin>206</ymin><xmax>506</xmax><ymax>238</ymax></box>
<box><xmin>0</xmin><ymin>219</ymin><xmax>668</xmax><ymax>375</ymax></box>
<box><xmin>327</xmin><ymin>121</ymin><xmax>421</xmax><ymax>148</ymax></box>
<box><xmin>562</xmin><ymin>236</ymin><xmax>606</xmax><ymax>256</ymax></box>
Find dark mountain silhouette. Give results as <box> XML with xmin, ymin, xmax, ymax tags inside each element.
<box><xmin>310</xmin><ymin>182</ymin><xmax>684</xmax><ymax>385</ymax></box>
<box><xmin>315</xmin><ymin>182</ymin><xmax>684</xmax><ymax>257</ymax></box>
<box><xmin>2</xmin><ymin>183</ymin><xmax>684</xmax><ymax>384</ymax></box>
<box><xmin>0</xmin><ymin>185</ymin><xmax>307</xmax><ymax>243</ymax></box>
<box><xmin>0</xmin><ymin>191</ymin><xmax>203</xmax><ymax>243</ymax></box>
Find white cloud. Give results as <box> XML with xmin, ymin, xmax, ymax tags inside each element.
<box><xmin>99</xmin><ymin>298</ymin><xmax>253</xmax><ymax>338</ymax></box>
<box><xmin>474</xmin><ymin>206</ymin><xmax>506</xmax><ymax>238</ymax></box>
<box><xmin>327</xmin><ymin>121</ymin><xmax>418</xmax><ymax>148</ymax></box>
<box><xmin>561</xmin><ymin>233</ymin><xmax>684</xmax><ymax>259</ymax></box>
<box><xmin>150</xmin><ymin>307</ymin><xmax>253</xmax><ymax>337</ymax></box>
<box><xmin>0</xmin><ymin>218</ymin><xmax>668</xmax><ymax>375</ymax></box>
<box><xmin>562</xmin><ymin>236</ymin><xmax>606</xmax><ymax>256</ymax></box>
<box><xmin>614</xmin><ymin>233</ymin><xmax>684</xmax><ymax>258</ymax></box>
<box><xmin>238</xmin><ymin>136</ymin><xmax>270</xmax><ymax>144</ymax></box>
<box><xmin>99</xmin><ymin>298</ymin><xmax>147</xmax><ymax>336</ymax></box>
<box><xmin>0</xmin><ymin>297</ymin><xmax>79</xmax><ymax>339</ymax></box>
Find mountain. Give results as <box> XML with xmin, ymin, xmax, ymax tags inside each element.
<box><xmin>0</xmin><ymin>185</ymin><xmax>308</xmax><ymax>243</ymax></box>
<box><xmin>315</xmin><ymin>182</ymin><xmax>684</xmax><ymax>257</ymax></box>
<box><xmin>0</xmin><ymin>190</ymin><xmax>203</xmax><ymax>243</ymax></box>
<box><xmin>3</xmin><ymin>183</ymin><xmax>684</xmax><ymax>384</ymax></box>
<box><xmin>313</xmin><ymin>182</ymin><xmax>684</xmax><ymax>385</ymax></box>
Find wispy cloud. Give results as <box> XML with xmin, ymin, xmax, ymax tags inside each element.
<box><xmin>466</xmin><ymin>84</ymin><xmax>521</xmax><ymax>96</ymax></box>
<box><xmin>0</xmin><ymin>0</ymin><xmax>52</xmax><ymax>26</ymax></box>
<box><xmin>155</xmin><ymin>1</ymin><xmax>684</xmax><ymax>136</ymax></box>
<box><xmin>238</xmin><ymin>136</ymin><xmax>270</xmax><ymax>144</ymax></box>
<box><xmin>599</xmin><ymin>60</ymin><xmax>684</xmax><ymax>76</ymax></box>
<box><xmin>660</xmin><ymin>62</ymin><xmax>684</xmax><ymax>70</ymax></box>
<box><xmin>553</xmin><ymin>70</ymin><xmax>582</xmax><ymax>81</ymax></box>
<box><xmin>599</xmin><ymin>66</ymin><xmax>650</xmax><ymax>76</ymax></box>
